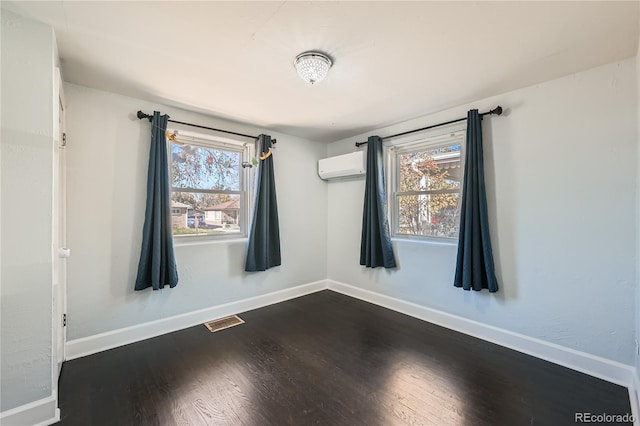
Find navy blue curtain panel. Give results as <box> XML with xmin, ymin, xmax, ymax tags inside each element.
<box><xmin>360</xmin><ymin>136</ymin><xmax>396</xmax><ymax>268</ymax></box>
<box><xmin>245</xmin><ymin>135</ymin><xmax>281</xmax><ymax>272</ymax></box>
<box><xmin>135</xmin><ymin>112</ymin><xmax>178</xmax><ymax>291</ymax></box>
<box><xmin>454</xmin><ymin>110</ymin><xmax>498</xmax><ymax>292</ymax></box>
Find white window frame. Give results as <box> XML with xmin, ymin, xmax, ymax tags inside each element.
<box><xmin>168</xmin><ymin>129</ymin><xmax>254</xmax><ymax>242</ymax></box>
<box><xmin>386</xmin><ymin>123</ymin><xmax>466</xmax><ymax>243</ymax></box>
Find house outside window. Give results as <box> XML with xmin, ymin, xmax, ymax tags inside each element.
<box><xmin>388</xmin><ymin>126</ymin><xmax>465</xmax><ymax>241</ymax></box>
<box><xmin>169</xmin><ymin>130</ymin><xmax>252</xmax><ymax>239</ymax></box>
<box><xmin>170</xmin><ymin>203</ymin><xmax>189</xmax><ymax>229</ymax></box>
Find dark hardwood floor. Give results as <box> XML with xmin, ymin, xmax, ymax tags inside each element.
<box><xmin>58</xmin><ymin>290</ymin><xmax>632</xmax><ymax>425</ymax></box>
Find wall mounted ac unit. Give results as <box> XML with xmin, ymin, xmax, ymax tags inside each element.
<box><xmin>318</xmin><ymin>151</ymin><xmax>366</xmax><ymax>180</ymax></box>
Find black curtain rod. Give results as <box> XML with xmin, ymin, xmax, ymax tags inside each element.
<box><xmin>136</xmin><ymin>111</ymin><xmax>276</xmax><ymax>143</ymax></box>
<box><xmin>354</xmin><ymin>106</ymin><xmax>503</xmax><ymax>147</ymax></box>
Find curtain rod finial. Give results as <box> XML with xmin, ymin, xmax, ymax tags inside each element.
<box><xmin>492</xmin><ymin>106</ymin><xmax>503</xmax><ymax>116</ymax></box>
<box><xmin>137</xmin><ymin>110</ymin><xmax>152</xmax><ymax>121</ymax></box>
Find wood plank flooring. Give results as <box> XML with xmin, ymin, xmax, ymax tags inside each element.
<box><xmin>58</xmin><ymin>290</ymin><xmax>632</xmax><ymax>425</ymax></box>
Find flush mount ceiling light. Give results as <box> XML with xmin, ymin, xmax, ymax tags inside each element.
<box><xmin>294</xmin><ymin>51</ymin><xmax>332</xmax><ymax>85</ymax></box>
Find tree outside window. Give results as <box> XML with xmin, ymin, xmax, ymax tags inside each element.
<box><xmin>391</xmin><ymin>134</ymin><xmax>463</xmax><ymax>240</ymax></box>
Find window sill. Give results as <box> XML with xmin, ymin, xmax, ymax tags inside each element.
<box><xmin>174</xmin><ymin>237</ymin><xmax>248</xmax><ymax>247</ymax></box>
<box><xmin>391</xmin><ymin>237</ymin><xmax>458</xmax><ymax>247</ymax></box>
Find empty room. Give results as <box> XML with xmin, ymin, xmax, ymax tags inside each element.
<box><xmin>1</xmin><ymin>1</ymin><xmax>639</xmax><ymax>425</ymax></box>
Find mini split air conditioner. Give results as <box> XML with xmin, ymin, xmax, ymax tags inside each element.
<box><xmin>318</xmin><ymin>151</ymin><xmax>366</xmax><ymax>180</ymax></box>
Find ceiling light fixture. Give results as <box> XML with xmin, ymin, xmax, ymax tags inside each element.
<box><xmin>294</xmin><ymin>51</ymin><xmax>332</xmax><ymax>85</ymax></box>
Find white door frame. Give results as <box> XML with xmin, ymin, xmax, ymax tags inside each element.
<box><xmin>52</xmin><ymin>67</ymin><xmax>67</xmax><ymax>392</ymax></box>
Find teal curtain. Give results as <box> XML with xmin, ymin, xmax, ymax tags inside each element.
<box><xmin>360</xmin><ymin>136</ymin><xmax>396</xmax><ymax>268</ymax></box>
<box><xmin>454</xmin><ymin>110</ymin><xmax>498</xmax><ymax>292</ymax></box>
<box><xmin>135</xmin><ymin>112</ymin><xmax>178</xmax><ymax>291</ymax></box>
<box><xmin>245</xmin><ymin>135</ymin><xmax>281</xmax><ymax>271</ymax></box>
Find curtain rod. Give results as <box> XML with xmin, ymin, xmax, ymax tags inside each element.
<box><xmin>136</xmin><ymin>111</ymin><xmax>276</xmax><ymax>143</ymax></box>
<box><xmin>354</xmin><ymin>106</ymin><xmax>503</xmax><ymax>147</ymax></box>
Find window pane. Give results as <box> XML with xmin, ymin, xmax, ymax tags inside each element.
<box><xmin>397</xmin><ymin>193</ymin><xmax>460</xmax><ymax>238</ymax></box>
<box><xmin>171</xmin><ymin>142</ymin><xmax>240</xmax><ymax>191</ymax></box>
<box><xmin>171</xmin><ymin>192</ymin><xmax>242</xmax><ymax>236</ymax></box>
<box><xmin>398</xmin><ymin>144</ymin><xmax>461</xmax><ymax>192</ymax></box>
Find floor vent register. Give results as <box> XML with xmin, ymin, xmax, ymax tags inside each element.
<box><xmin>204</xmin><ymin>315</ymin><xmax>245</xmax><ymax>333</ymax></box>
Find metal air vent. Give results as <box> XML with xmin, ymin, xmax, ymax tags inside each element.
<box><xmin>204</xmin><ymin>315</ymin><xmax>244</xmax><ymax>333</ymax></box>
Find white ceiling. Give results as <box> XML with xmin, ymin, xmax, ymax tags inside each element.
<box><xmin>4</xmin><ymin>1</ymin><xmax>638</xmax><ymax>142</ymax></box>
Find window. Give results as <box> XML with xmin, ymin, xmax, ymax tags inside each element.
<box><xmin>169</xmin><ymin>132</ymin><xmax>251</xmax><ymax>239</ymax></box>
<box><xmin>388</xmin><ymin>127</ymin><xmax>464</xmax><ymax>241</ymax></box>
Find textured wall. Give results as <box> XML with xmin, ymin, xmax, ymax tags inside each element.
<box><xmin>0</xmin><ymin>10</ymin><xmax>55</xmax><ymax>411</ymax></box>
<box><xmin>64</xmin><ymin>83</ymin><xmax>328</xmax><ymax>340</ymax></box>
<box><xmin>326</xmin><ymin>59</ymin><xmax>637</xmax><ymax>365</ymax></box>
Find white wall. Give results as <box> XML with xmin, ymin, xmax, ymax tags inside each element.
<box><xmin>636</xmin><ymin>7</ymin><xmax>640</xmax><ymax>381</ymax></box>
<box><xmin>0</xmin><ymin>10</ymin><xmax>56</xmax><ymax>411</ymax></box>
<box><xmin>64</xmin><ymin>83</ymin><xmax>328</xmax><ymax>340</ymax></box>
<box><xmin>326</xmin><ymin>59</ymin><xmax>637</xmax><ymax>365</ymax></box>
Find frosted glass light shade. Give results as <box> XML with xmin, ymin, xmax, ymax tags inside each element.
<box><xmin>294</xmin><ymin>52</ymin><xmax>332</xmax><ymax>85</ymax></box>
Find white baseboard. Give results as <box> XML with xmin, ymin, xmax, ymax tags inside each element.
<box><xmin>327</xmin><ymin>279</ymin><xmax>636</xmax><ymax>388</ymax></box>
<box><xmin>66</xmin><ymin>280</ymin><xmax>327</xmax><ymax>360</ymax></box>
<box><xmin>0</xmin><ymin>396</ymin><xmax>60</xmax><ymax>426</ymax></box>
<box><xmin>630</xmin><ymin>374</ymin><xmax>640</xmax><ymax>425</ymax></box>
<box><xmin>65</xmin><ymin>278</ymin><xmax>635</xmax><ymax>392</ymax></box>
